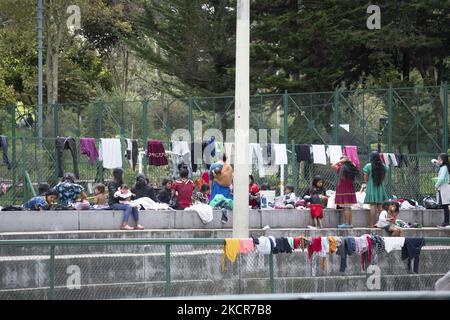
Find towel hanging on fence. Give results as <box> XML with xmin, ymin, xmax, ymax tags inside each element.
<box><xmin>295</xmin><ymin>144</ymin><xmax>311</xmax><ymax>163</ymax></box>
<box><xmin>273</xmin><ymin>144</ymin><xmax>288</xmax><ymax>165</ymax></box>
<box><xmin>312</xmin><ymin>144</ymin><xmax>327</xmax><ymax>165</ymax></box>
<box><xmin>0</xmin><ymin>135</ymin><xmax>12</xmax><ymax>170</ymax></box>
<box><xmin>327</xmin><ymin>145</ymin><xmax>343</xmax><ymax>164</ymax></box>
<box><xmin>249</xmin><ymin>143</ymin><xmax>265</xmax><ymax>177</ymax></box>
<box><xmin>99</xmin><ymin>138</ymin><xmax>122</xmax><ymax>169</ymax></box>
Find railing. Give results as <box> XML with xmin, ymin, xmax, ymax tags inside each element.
<box><xmin>0</xmin><ymin>237</ymin><xmax>449</xmax><ymax>300</ymax></box>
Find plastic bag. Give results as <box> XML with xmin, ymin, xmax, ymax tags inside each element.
<box><xmin>422</xmin><ymin>196</ymin><xmax>440</xmax><ymax>209</ymax></box>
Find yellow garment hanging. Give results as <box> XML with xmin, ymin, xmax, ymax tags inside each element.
<box><xmin>328</xmin><ymin>236</ymin><xmax>337</xmax><ymax>254</ymax></box>
<box><xmin>222</xmin><ymin>238</ymin><xmax>240</xmax><ymax>272</ymax></box>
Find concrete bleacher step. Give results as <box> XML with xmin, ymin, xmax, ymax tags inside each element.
<box><xmin>0</xmin><ymin>274</ymin><xmax>444</xmax><ymax>300</ymax></box>
<box><xmin>0</xmin><ymin>209</ymin><xmax>446</xmax><ymax>233</ymax></box>
<box><xmin>1</xmin><ymin>246</ymin><xmax>448</xmax><ymax>290</ymax></box>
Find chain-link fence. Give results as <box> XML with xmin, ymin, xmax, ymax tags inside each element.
<box><xmin>0</xmin><ymin>237</ymin><xmax>448</xmax><ymax>300</ymax></box>
<box><xmin>1</xmin><ymin>85</ymin><xmax>449</xmax><ymax>205</ymax></box>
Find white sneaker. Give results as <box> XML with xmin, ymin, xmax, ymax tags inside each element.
<box><xmin>262</xmin><ymin>225</ymin><xmax>271</xmax><ymax>230</ymax></box>
<box><xmin>307</xmin><ymin>225</ymin><xmax>317</xmax><ymax>230</ymax></box>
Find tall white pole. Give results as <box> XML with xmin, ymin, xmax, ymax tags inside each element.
<box><xmin>232</xmin><ymin>0</ymin><xmax>250</xmax><ymax>238</ymax></box>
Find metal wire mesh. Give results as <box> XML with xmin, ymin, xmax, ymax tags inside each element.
<box><xmin>0</xmin><ymin>238</ymin><xmax>448</xmax><ymax>299</ymax></box>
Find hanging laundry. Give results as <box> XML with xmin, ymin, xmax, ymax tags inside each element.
<box><xmin>171</xmin><ymin>141</ymin><xmax>193</xmax><ymax>179</ymax></box>
<box><xmin>328</xmin><ymin>236</ymin><xmax>338</xmax><ymax>254</ymax></box>
<box><xmin>311</xmin><ymin>144</ymin><xmax>327</xmax><ymax>165</ymax></box>
<box><xmin>99</xmin><ymin>138</ymin><xmax>122</xmax><ymax>169</ymax></box>
<box><xmin>384</xmin><ymin>153</ymin><xmax>398</xmax><ymax>167</ymax></box>
<box><xmin>320</xmin><ymin>237</ymin><xmax>329</xmax><ymax>272</ymax></box>
<box><xmin>147</xmin><ymin>140</ymin><xmax>168</xmax><ymax>166</ymax></box>
<box><xmin>80</xmin><ymin>137</ymin><xmax>99</xmax><ymax>165</ymax></box>
<box><xmin>191</xmin><ymin>142</ymin><xmax>202</xmax><ymax>172</ymax></box>
<box><xmin>268</xmin><ymin>236</ymin><xmax>277</xmax><ymax>253</ymax></box>
<box><xmin>222</xmin><ymin>238</ymin><xmax>240</xmax><ymax>271</ymax></box>
<box><xmin>239</xmin><ymin>238</ymin><xmax>255</xmax><ymax>254</ymax></box>
<box><xmin>401</xmin><ymin>237</ymin><xmax>425</xmax><ymax>273</ymax></box>
<box><xmin>56</xmin><ymin>137</ymin><xmax>80</xmax><ymax>178</ymax></box>
<box><xmin>295</xmin><ymin>144</ymin><xmax>311</xmax><ymax>163</ymax></box>
<box><xmin>328</xmin><ymin>145</ymin><xmax>343</xmax><ymax>164</ymax></box>
<box><xmin>286</xmin><ymin>237</ymin><xmax>294</xmax><ymax>252</ymax></box>
<box><xmin>215</xmin><ymin>141</ymin><xmax>225</xmax><ymax>157</ymax></box>
<box><xmin>124</xmin><ymin>139</ymin><xmax>138</xmax><ymax>170</ymax></box>
<box><xmin>273</xmin><ymin>143</ymin><xmax>288</xmax><ymax>165</ymax></box>
<box><xmin>371</xmin><ymin>235</ymin><xmax>385</xmax><ymax>265</ymax></box>
<box><xmin>249</xmin><ymin>143</ymin><xmax>265</xmax><ymax>177</ymax></box>
<box><xmin>361</xmin><ymin>235</ymin><xmax>373</xmax><ymax>271</ymax></box>
<box><xmin>384</xmin><ymin>237</ymin><xmax>405</xmax><ymax>253</ymax></box>
<box><xmin>137</xmin><ymin>150</ymin><xmax>146</xmax><ymax>174</ymax></box>
<box><xmin>343</xmin><ymin>146</ymin><xmax>360</xmax><ymax>168</ymax></box>
<box><xmin>396</xmin><ymin>152</ymin><xmax>408</xmax><ymax>168</ymax></box>
<box><xmin>0</xmin><ymin>135</ymin><xmax>12</xmax><ymax>170</ymax></box>
<box><xmin>336</xmin><ymin>236</ymin><xmax>356</xmax><ymax>272</ymax></box>
<box><xmin>256</xmin><ymin>236</ymin><xmax>271</xmax><ymax>255</ymax></box>
<box><xmin>224</xmin><ymin>142</ymin><xmax>235</xmax><ymax>164</ymax></box>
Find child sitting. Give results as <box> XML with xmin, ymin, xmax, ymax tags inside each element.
<box><xmin>23</xmin><ymin>189</ymin><xmax>58</xmax><ymax>211</ymax></box>
<box><xmin>200</xmin><ymin>184</ymin><xmax>210</xmax><ymax>203</ymax></box>
<box><xmin>275</xmin><ymin>184</ymin><xmax>296</xmax><ymax>209</ymax></box>
<box><xmin>114</xmin><ymin>185</ymin><xmax>139</xmax><ymax>208</ymax></box>
<box><xmin>303</xmin><ymin>175</ymin><xmax>328</xmax><ymax>228</ymax></box>
<box><xmin>92</xmin><ymin>183</ymin><xmax>109</xmax><ymax>209</ymax></box>
<box><xmin>157</xmin><ymin>179</ymin><xmax>172</xmax><ymax>205</ymax></box>
<box><xmin>376</xmin><ymin>201</ymin><xmax>403</xmax><ymax>236</ymax></box>
<box><xmin>171</xmin><ymin>169</ymin><xmax>195</xmax><ymax>209</ymax></box>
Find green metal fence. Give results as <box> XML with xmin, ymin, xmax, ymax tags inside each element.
<box><xmin>0</xmin><ymin>84</ymin><xmax>449</xmax><ymax>205</ymax></box>
<box><xmin>0</xmin><ymin>237</ymin><xmax>449</xmax><ymax>300</ymax></box>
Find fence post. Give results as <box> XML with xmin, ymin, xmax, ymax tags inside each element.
<box><xmin>292</xmin><ymin>141</ymin><xmax>298</xmax><ymax>190</ymax></box>
<box><xmin>443</xmin><ymin>82</ymin><xmax>449</xmax><ymax>152</ymax></box>
<box><xmin>283</xmin><ymin>91</ymin><xmax>288</xmax><ymax>145</ymax></box>
<box><xmin>96</xmin><ymin>102</ymin><xmax>104</xmax><ymax>183</ymax></box>
<box><xmin>49</xmin><ymin>245</ymin><xmax>56</xmax><ymax>300</ymax></box>
<box><xmin>76</xmin><ymin>104</ymin><xmax>81</xmax><ymax>138</ymax></box>
<box><xmin>269</xmin><ymin>253</ymin><xmax>275</xmax><ymax>293</ymax></box>
<box><xmin>142</xmin><ymin>99</ymin><xmax>149</xmax><ymax>176</ymax></box>
<box><xmin>188</xmin><ymin>97</ymin><xmax>193</xmax><ymax>142</ymax></box>
<box><xmin>53</xmin><ymin>104</ymin><xmax>60</xmax><ymax>181</ymax></box>
<box><xmin>10</xmin><ymin>104</ymin><xmax>17</xmax><ymax>203</ymax></box>
<box><xmin>165</xmin><ymin>244</ymin><xmax>172</xmax><ymax>297</ymax></box>
<box><xmin>334</xmin><ymin>88</ymin><xmax>340</xmax><ymax>145</ymax></box>
<box><xmin>387</xmin><ymin>86</ymin><xmax>393</xmax><ymax>195</ymax></box>
<box><xmin>21</xmin><ymin>137</ymin><xmax>29</xmax><ymax>202</ymax></box>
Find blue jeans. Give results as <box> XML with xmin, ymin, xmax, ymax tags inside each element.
<box><xmin>111</xmin><ymin>203</ymin><xmax>139</xmax><ymax>224</ymax></box>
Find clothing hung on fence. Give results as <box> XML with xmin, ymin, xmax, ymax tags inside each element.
<box><xmin>171</xmin><ymin>141</ymin><xmax>193</xmax><ymax>179</ymax></box>
<box><xmin>337</xmin><ymin>236</ymin><xmax>356</xmax><ymax>272</ymax></box>
<box><xmin>80</xmin><ymin>137</ymin><xmax>99</xmax><ymax>165</ymax></box>
<box><xmin>381</xmin><ymin>153</ymin><xmax>398</xmax><ymax>167</ymax></box>
<box><xmin>224</xmin><ymin>143</ymin><xmax>235</xmax><ymax>164</ymax></box>
<box><xmin>249</xmin><ymin>143</ymin><xmax>265</xmax><ymax>177</ymax></box>
<box><xmin>273</xmin><ymin>143</ymin><xmax>288</xmax><ymax>165</ymax></box>
<box><xmin>343</xmin><ymin>145</ymin><xmax>360</xmax><ymax>168</ymax></box>
<box><xmin>401</xmin><ymin>237</ymin><xmax>425</xmax><ymax>273</ymax></box>
<box><xmin>396</xmin><ymin>152</ymin><xmax>408</xmax><ymax>168</ymax></box>
<box><xmin>191</xmin><ymin>142</ymin><xmax>202</xmax><ymax>172</ymax></box>
<box><xmin>0</xmin><ymin>135</ymin><xmax>12</xmax><ymax>170</ymax></box>
<box><xmin>311</xmin><ymin>144</ymin><xmax>327</xmax><ymax>165</ymax></box>
<box><xmin>295</xmin><ymin>144</ymin><xmax>311</xmax><ymax>162</ymax></box>
<box><xmin>55</xmin><ymin>137</ymin><xmax>80</xmax><ymax>179</ymax></box>
<box><xmin>125</xmin><ymin>139</ymin><xmax>138</xmax><ymax>170</ymax></box>
<box><xmin>222</xmin><ymin>238</ymin><xmax>240</xmax><ymax>271</ymax></box>
<box><xmin>99</xmin><ymin>138</ymin><xmax>122</xmax><ymax>169</ymax></box>
<box><xmin>147</xmin><ymin>140</ymin><xmax>168</xmax><ymax>166</ymax></box>
<box><xmin>384</xmin><ymin>237</ymin><xmax>405</xmax><ymax>253</ymax></box>
<box><xmin>327</xmin><ymin>145</ymin><xmax>343</xmax><ymax>164</ymax></box>
<box><xmin>215</xmin><ymin>141</ymin><xmax>224</xmax><ymax>157</ymax></box>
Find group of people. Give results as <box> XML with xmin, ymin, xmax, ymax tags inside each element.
<box><xmin>19</xmin><ymin>150</ymin><xmax>450</xmax><ymax>231</ymax></box>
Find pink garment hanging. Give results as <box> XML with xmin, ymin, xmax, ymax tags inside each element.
<box><xmin>343</xmin><ymin>146</ymin><xmax>360</xmax><ymax>168</ymax></box>
<box><xmin>239</xmin><ymin>238</ymin><xmax>255</xmax><ymax>254</ymax></box>
<box><xmin>80</xmin><ymin>137</ymin><xmax>99</xmax><ymax>165</ymax></box>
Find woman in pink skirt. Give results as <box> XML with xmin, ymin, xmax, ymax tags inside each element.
<box><xmin>332</xmin><ymin>156</ymin><xmax>359</xmax><ymax>228</ymax></box>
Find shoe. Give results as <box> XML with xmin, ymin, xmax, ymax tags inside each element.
<box><xmin>134</xmin><ymin>224</ymin><xmax>144</xmax><ymax>230</ymax></box>
<box><xmin>337</xmin><ymin>224</ymin><xmax>352</xmax><ymax>229</ymax></box>
<box><xmin>121</xmin><ymin>225</ymin><xmax>134</xmax><ymax>230</ymax></box>
<box><xmin>437</xmin><ymin>223</ymin><xmax>450</xmax><ymax>228</ymax></box>
<box><xmin>307</xmin><ymin>225</ymin><xmax>317</xmax><ymax>230</ymax></box>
